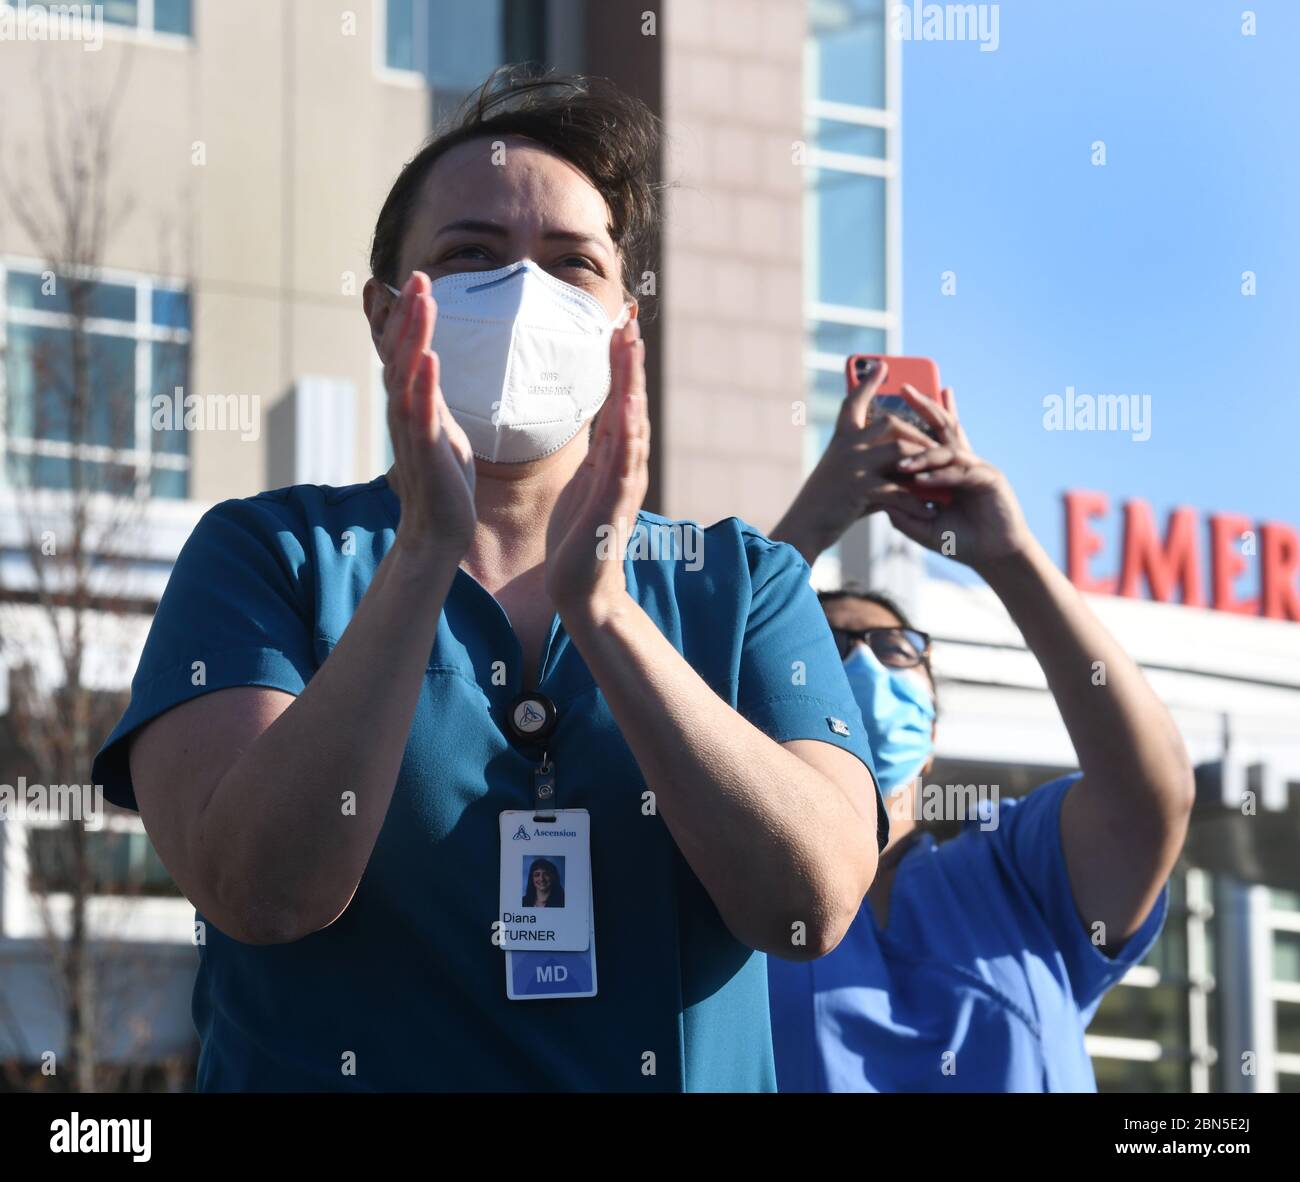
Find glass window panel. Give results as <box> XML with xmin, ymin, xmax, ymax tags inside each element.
<box><xmin>802</xmin><ymin>370</ymin><xmax>843</xmax><ymax>566</ymax></box>
<box><xmin>503</xmin><ymin>0</ymin><xmax>546</xmax><ymax>68</ymax></box>
<box><xmin>386</xmin><ymin>0</ymin><xmax>418</xmax><ymax>71</ymax></box>
<box><xmin>1088</xmin><ymin>980</ymin><xmax>1190</xmax><ymax>1050</ymax></box>
<box><xmin>804</xmin><ymin>393</ymin><xmax>837</xmax><ymax>476</ymax></box>
<box><xmin>150</xmin><ymin>465</ymin><xmax>189</xmax><ymax>500</ymax></box>
<box><xmin>807</xmin><ymin>0</ymin><xmax>886</xmax><ymax>110</ymax></box>
<box><xmin>88</xmin><ymin>333</ymin><xmax>137</xmax><ymax>449</ymax></box>
<box><xmin>6</xmin><ymin>323</ymin><xmax>73</xmax><ymax>442</ymax></box>
<box><xmin>1275</xmin><ymin>932</ymin><xmax>1300</xmax><ymax>983</ymax></box>
<box><xmin>11</xmin><ymin>456</ymin><xmax>135</xmax><ymax>494</ymax></box>
<box><xmin>810</xmin><ymin>321</ymin><xmax>887</xmax><ymax>358</ymax></box>
<box><xmin>427</xmin><ymin>0</ymin><xmax>505</xmax><ymax>92</ymax></box>
<box><xmin>4</xmin><ymin>450</ymin><xmax>33</xmax><ymax>488</ymax></box>
<box><xmin>5</xmin><ymin>273</ymin><xmax>133</xmax><ymax>320</ymax></box>
<box><xmin>1140</xmin><ymin>918</ymin><xmax>1186</xmax><ymax>979</ymax></box>
<box><xmin>151</xmin><ymin>287</ymin><xmax>191</xmax><ymax>330</ymax></box>
<box><xmin>150</xmin><ymin>341</ymin><xmax>190</xmax><ymax>457</ymax></box>
<box><xmin>86</xmin><ymin>460</ymin><xmax>137</xmax><ymax>495</ymax></box>
<box><xmin>808</xmin><ymin>363</ymin><xmax>850</xmax><ymax>419</ymax></box>
<box><xmin>27</xmin><ymin>829</ymin><xmax>180</xmax><ymax>896</ymax></box>
<box><xmin>1092</xmin><ymin>1054</ymin><xmax>1187</xmax><ymax>1094</ymax></box>
<box><xmin>7</xmin><ymin>269</ymin><xmax>70</xmax><ymax>314</ymax></box>
<box><xmin>1273</xmin><ymin>889</ymin><xmax>1300</xmax><ymax>912</ymax></box>
<box><xmin>33</xmin><ymin>454</ymin><xmax>73</xmax><ymax>490</ymax></box>
<box><xmin>807</xmin><ymin>168</ymin><xmax>886</xmax><ymax>310</ymax></box>
<box><xmin>1278</xmin><ymin>1000</ymin><xmax>1300</xmax><ymax>1056</ymax></box>
<box><xmin>102</xmin><ymin>0</ymin><xmax>140</xmax><ymax>28</ymax></box>
<box><xmin>813</xmin><ymin>117</ymin><xmax>887</xmax><ymax>158</ymax></box>
<box><xmin>26</xmin><ymin>827</ymin><xmax>70</xmax><ymax>890</ymax></box>
<box><xmin>153</xmin><ymin>0</ymin><xmax>192</xmax><ymax>36</ymax></box>
<box><xmin>87</xmin><ymin>281</ymin><xmax>137</xmax><ymax>322</ymax></box>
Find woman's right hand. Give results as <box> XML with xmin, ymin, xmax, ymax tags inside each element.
<box><xmin>382</xmin><ymin>272</ymin><xmax>477</xmax><ymax>559</ymax></box>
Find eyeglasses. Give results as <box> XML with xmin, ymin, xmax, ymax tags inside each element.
<box><xmin>831</xmin><ymin>625</ymin><xmax>931</xmax><ymax>668</ymax></box>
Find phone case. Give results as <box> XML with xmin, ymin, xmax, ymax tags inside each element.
<box><xmin>845</xmin><ymin>354</ymin><xmax>954</xmax><ymax>507</ymax></box>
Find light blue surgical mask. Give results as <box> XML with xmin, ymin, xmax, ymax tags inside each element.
<box><xmin>843</xmin><ymin>643</ymin><xmax>936</xmax><ymax>797</ymax></box>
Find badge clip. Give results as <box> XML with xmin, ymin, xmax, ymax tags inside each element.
<box><xmin>534</xmin><ymin>755</ymin><xmax>556</xmax><ymax>822</ymax></box>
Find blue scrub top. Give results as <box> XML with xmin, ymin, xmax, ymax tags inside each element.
<box><xmin>93</xmin><ymin>475</ymin><xmax>885</xmax><ymax>1092</ymax></box>
<box><xmin>767</xmin><ymin>775</ymin><xmax>1168</xmax><ymax>1092</ymax></box>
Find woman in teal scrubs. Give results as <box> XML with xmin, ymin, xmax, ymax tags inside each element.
<box><xmin>92</xmin><ymin>71</ymin><xmax>886</xmax><ymax>1092</ymax></box>
<box><xmin>767</xmin><ymin>363</ymin><xmax>1195</xmax><ymax>1091</ymax></box>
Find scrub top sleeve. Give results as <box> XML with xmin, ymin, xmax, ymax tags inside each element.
<box><xmin>733</xmin><ymin>531</ymin><xmax>888</xmax><ymax>849</ymax></box>
<box><xmin>92</xmin><ymin>496</ymin><xmax>318</xmax><ymax>811</ymax></box>
<box><xmin>995</xmin><ymin>774</ymin><xmax>1169</xmax><ymax>1015</ymax></box>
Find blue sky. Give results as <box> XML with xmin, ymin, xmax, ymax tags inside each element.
<box><xmin>901</xmin><ymin>0</ymin><xmax>1297</xmax><ymax>594</ymax></box>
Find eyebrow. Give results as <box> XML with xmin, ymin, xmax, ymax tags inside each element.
<box><xmin>435</xmin><ymin>218</ymin><xmax>610</xmax><ymax>253</ymax></box>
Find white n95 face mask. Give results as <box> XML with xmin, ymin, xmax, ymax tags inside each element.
<box><xmin>384</xmin><ymin>260</ymin><xmax>631</xmax><ymax>464</ymax></box>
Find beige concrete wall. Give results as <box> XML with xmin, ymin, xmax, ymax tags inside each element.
<box><xmin>0</xmin><ymin>0</ymin><xmax>429</xmax><ymax>503</ymax></box>
<box><xmin>658</xmin><ymin>0</ymin><xmax>807</xmax><ymax>532</ymax></box>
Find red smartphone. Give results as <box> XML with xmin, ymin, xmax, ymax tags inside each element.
<box><xmin>845</xmin><ymin>353</ymin><xmax>953</xmax><ymax>506</ymax></box>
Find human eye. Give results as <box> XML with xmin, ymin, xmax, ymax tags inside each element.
<box><xmin>438</xmin><ymin>244</ymin><xmax>495</xmax><ymax>269</ymax></box>
<box><xmin>886</xmin><ymin>635</ymin><xmax>920</xmax><ymax>663</ymax></box>
<box><xmin>552</xmin><ymin>254</ymin><xmax>601</xmax><ymax>277</ymax></box>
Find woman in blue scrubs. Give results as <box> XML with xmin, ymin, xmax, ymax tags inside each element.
<box><xmin>767</xmin><ymin>363</ymin><xmax>1195</xmax><ymax>1091</ymax></box>
<box><xmin>91</xmin><ymin>71</ymin><xmax>887</xmax><ymax>1092</ymax></box>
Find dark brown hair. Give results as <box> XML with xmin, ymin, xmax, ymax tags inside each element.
<box><xmin>369</xmin><ymin>66</ymin><xmax>663</xmax><ymax>298</ymax></box>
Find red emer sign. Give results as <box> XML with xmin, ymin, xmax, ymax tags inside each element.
<box><xmin>1064</xmin><ymin>490</ymin><xmax>1300</xmax><ymax>621</ymax></box>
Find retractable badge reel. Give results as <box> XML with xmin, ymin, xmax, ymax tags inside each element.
<box><xmin>507</xmin><ymin>691</ymin><xmax>558</xmax><ymax>820</ymax></box>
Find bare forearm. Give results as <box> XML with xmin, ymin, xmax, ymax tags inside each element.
<box><xmin>979</xmin><ymin>540</ymin><xmax>1191</xmax><ymax>812</ymax></box>
<box><xmin>197</xmin><ymin>541</ymin><xmax>458</xmax><ymax>939</ymax></box>
<box><xmin>561</xmin><ymin>593</ymin><xmax>876</xmax><ymax>957</ymax></box>
<box><xmin>771</xmin><ymin>485</ymin><xmax>835</xmax><ymax>566</ymax></box>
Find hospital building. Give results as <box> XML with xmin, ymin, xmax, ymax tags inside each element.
<box><xmin>0</xmin><ymin>0</ymin><xmax>1297</xmax><ymax>1092</ymax></box>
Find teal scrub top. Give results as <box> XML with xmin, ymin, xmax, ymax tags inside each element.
<box><xmin>768</xmin><ymin>775</ymin><xmax>1168</xmax><ymax>1092</ymax></box>
<box><xmin>93</xmin><ymin>475</ymin><xmax>886</xmax><ymax>1092</ymax></box>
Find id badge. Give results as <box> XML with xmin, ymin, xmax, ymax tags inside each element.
<box><xmin>498</xmin><ymin>809</ymin><xmax>591</xmax><ymax>952</ymax></box>
<box><xmin>506</xmin><ymin>893</ymin><xmax>597</xmax><ymax>1000</ymax></box>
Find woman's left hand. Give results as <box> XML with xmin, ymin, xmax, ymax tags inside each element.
<box><xmin>881</xmin><ymin>385</ymin><xmax>1036</xmax><ymax>574</ymax></box>
<box><xmin>545</xmin><ymin>318</ymin><xmax>649</xmax><ymax>621</ymax></box>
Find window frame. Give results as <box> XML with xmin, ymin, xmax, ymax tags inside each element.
<box><xmin>802</xmin><ymin>1</ymin><xmax>902</xmax><ymax>585</ymax></box>
<box><xmin>1</xmin><ymin>257</ymin><xmax>194</xmax><ymax>500</ymax></box>
<box><xmin>374</xmin><ymin>0</ymin><xmax>432</xmax><ymax>87</ymax></box>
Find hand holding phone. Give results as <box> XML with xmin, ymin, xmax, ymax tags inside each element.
<box><xmin>845</xmin><ymin>354</ymin><xmax>955</xmax><ymax>506</ymax></box>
